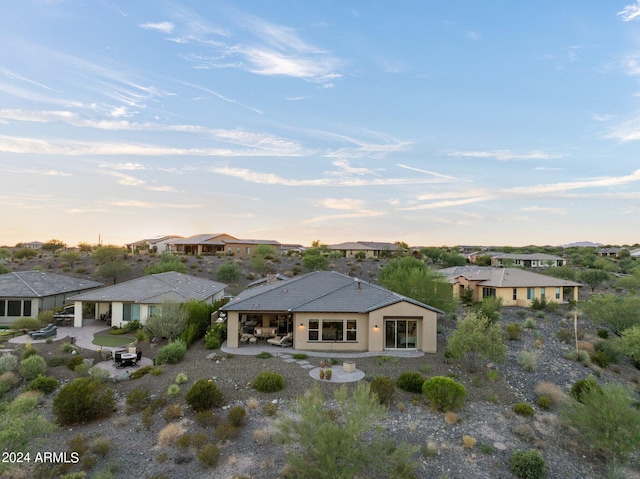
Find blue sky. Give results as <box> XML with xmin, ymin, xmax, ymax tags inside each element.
<box><xmin>2</xmin><ymin>1</ymin><xmax>640</xmax><ymax>248</ymax></box>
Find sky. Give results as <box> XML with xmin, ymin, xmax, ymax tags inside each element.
<box><xmin>2</xmin><ymin>1</ymin><xmax>640</xmax><ymax>248</ymax></box>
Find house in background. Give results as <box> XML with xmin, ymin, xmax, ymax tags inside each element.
<box><xmin>172</xmin><ymin>233</ymin><xmax>281</xmax><ymax>257</ymax></box>
<box><xmin>0</xmin><ymin>272</ymin><xmax>103</xmax><ymax>326</ymax></box>
<box><xmin>221</xmin><ymin>271</ymin><xmax>443</xmax><ymax>353</ymax></box>
<box><xmin>126</xmin><ymin>235</ymin><xmax>184</xmax><ymax>254</ymax></box>
<box><xmin>439</xmin><ymin>266</ymin><xmax>581</xmax><ymax>307</ymax></box>
<box><xmin>327</xmin><ymin>241</ymin><xmax>398</xmax><ymax>259</ymax></box>
<box><xmin>17</xmin><ymin>241</ymin><xmax>44</xmax><ymax>250</ymax></box>
<box><xmin>490</xmin><ymin>253</ymin><xmax>566</xmax><ymax>268</ymax></box>
<box><xmin>68</xmin><ymin>272</ymin><xmax>227</xmax><ymax>328</ymax></box>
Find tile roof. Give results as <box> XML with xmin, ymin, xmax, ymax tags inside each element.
<box><xmin>221</xmin><ymin>271</ymin><xmax>443</xmax><ymax>314</ymax></box>
<box><xmin>439</xmin><ymin>266</ymin><xmax>582</xmax><ymax>288</ymax></box>
<box><xmin>0</xmin><ymin>272</ymin><xmax>104</xmax><ymax>298</ymax></box>
<box><xmin>68</xmin><ymin>272</ymin><xmax>227</xmax><ymax>303</ymax></box>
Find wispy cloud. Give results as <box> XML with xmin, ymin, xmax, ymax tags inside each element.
<box><xmin>0</xmin><ymin>166</ymin><xmax>72</xmax><ymax>177</ymax></box>
<box><xmin>449</xmin><ymin>149</ymin><xmax>564</xmax><ymax>161</ymax></box>
<box><xmin>139</xmin><ymin>22</ymin><xmax>175</xmax><ymax>34</ymax></box>
<box><xmin>521</xmin><ymin>206</ymin><xmax>566</xmax><ymax>215</ymax></box>
<box><xmin>619</xmin><ymin>1</ymin><xmax>640</xmax><ymax>21</ymax></box>
<box><xmin>605</xmin><ymin>116</ymin><xmax>640</xmax><ymax>141</ymax></box>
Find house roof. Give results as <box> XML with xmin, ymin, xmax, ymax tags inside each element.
<box><xmin>0</xmin><ymin>272</ymin><xmax>104</xmax><ymax>298</ymax></box>
<box><xmin>221</xmin><ymin>271</ymin><xmax>443</xmax><ymax>314</ymax></box>
<box><xmin>492</xmin><ymin>253</ymin><xmax>564</xmax><ymax>261</ymax></box>
<box><xmin>357</xmin><ymin>241</ymin><xmax>398</xmax><ymax>251</ymax></box>
<box><xmin>126</xmin><ymin>235</ymin><xmax>183</xmax><ymax>246</ymax></box>
<box><xmin>328</xmin><ymin>242</ymin><xmax>375</xmax><ymax>250</ymax></box>
<box><xmin>69</xmin><ymin>272</ymin><xmax>227</xmax><ymax>304</ymax></box>
<box><xmin>439</xmin><ymin>266</ymin><xmax>582</xmax><ymax>288</ymax></box>
<box><xmin>172</xmin><ymin>233</ymin><xmax>233</xmax><ymax>245</ymax></box>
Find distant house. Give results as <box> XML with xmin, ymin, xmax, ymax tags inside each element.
<box><xmin>18</xmin><ymin>241</ymin><xmax>44</xmax><ymax>250</ymax></box>
<box><xmin>489</xmin><ymin>253</ymin><xmax>566</xmax><ymax>268</ymax></box>
<box><xmin>597</xmin><ymin>247</ymin><xmax>621</xmax><ymax>257</ymax></box>
<box><xmin>327</xmin><ymin>241</ymin><xmax>398</xmax><ymax>259</ymax></box>
<box><xmin>68</xmin><ymin>272</ymin><xmax>227</xmax><ymax>328</ymax></box>
<box><xmin>0</xmin><ymin>272</ymin><xmax>103</xmax><ymax>326</ymax></box>
<box><xmin>221</xmin><ymin>271</ymin><xmax>442</xmax><ymax>353</ymax></box>
<box><xmin>126</xmin><ymin>235</ymin><xmax>184</xmax><ymax>254</ymax></box>
<box><xmin>172</xmin><ymin>233</ymin><xmax>281</xmax><ymax>257</ymax></box>
<box><xmin>439</xmin><ymin>266</ymin><xmax>581</xmax><ymax>307</ymax></box>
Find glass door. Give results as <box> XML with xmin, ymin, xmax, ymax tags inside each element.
<box><xmin>384</xmin><ymin>320</ymin><xmax>417</xmax><ymax>349</ymax></box>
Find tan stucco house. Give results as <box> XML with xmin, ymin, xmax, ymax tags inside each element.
<box><xmin>440</xmin><ymin>266</ymin><xmax>581</xmax><ymax>307</ymax></box>
<box><xmin>68</xmin><ymin>272</ymin><xmax>227</xmax><ymax>328</ymax></box>
<box><xmin>220</xmin><ymin>271</ymin><xmax>442</xmax><ymax>353</ymax></box>
<box><xmin>490</xmin><ymin>253</ymin><xmax>566</xmax><ymax>268</ymax></box>
<box><xmin>172</xmin><ymin>233</ymin><xmax>281</xmax><ymax>257</ymax></box>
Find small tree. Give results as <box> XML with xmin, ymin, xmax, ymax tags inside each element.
<box><xmin>446</xmin><ymin>312</ymin><xmax>506</xmax><ymax>372</ymax></box>
<box><xmin>583</xmin><ymin>293</ymin><xmax>640</xmax><ymax>336</ymax></box>
<box><xmin>58</xmin><ymin>251</ymin><xmax>81</xmax><ymax>268</ymax></box>
<box><xmin>277</xmin><ymin>383</ymin><xmax>418</xmax><ymax>479</ymax></box>
<box><xmin>144</xmin><ymin>302</ymin><xmax>188</xmax><ymax>340</ymax></box>
<box><xmin>302</xmin><ymin>249</ymin><xmax>329</xmax><ymax>272</ymax></box>
<box><xmin>216</xmin><ymin>262</ymin><xmax>241</xmax><ymax>283</ymax></box>
<box><xmin>144</xmin><ymin>253</ymin><xmax>188</xmax><ymax>275</ymax></box>
<box><xmin>618</xmin><ymin>325</ymin><xmax>640</xmax><ymax>364</ymax></box>
<box><xmin>579</xmin><ymin>269</ymin><xmax>610</xmax><ymax>292</ymax></box>
<box><xmin>41</xmin><ymin>239</ymin><xmax>67</xmax><ymax>253</ymax></box>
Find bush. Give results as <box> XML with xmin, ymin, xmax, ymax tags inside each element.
<box><xmin>197</xmin><ymin>444</ymin><xmax>220</xmax><ymax>467</ymax></box>
<box><xmin>513</xmin><ymin>403</ymin><xmax>535</xmax><ymax>417</ymax></box>
<box><xmin>88</xmin><ymin>365</ymin><xmax>110</xmax><ymax>382</ymax></box>
<box><xmin>534</xmin><ymin>382</ymin><xmax>565</xmax><ymax>405</ymax></box>
<box><xmin>47</xmin><ymin>356</ymin><xmax>67</xmax><ymax>367</ymax></box>
<box><xmin>396</xmin><ymin>372</ymin><xmax>425</xmax><ymax>393</ymax></box>
<box><xmin>19</xmin><ymin>354</ymin><xmax>47</xmax><ymax>380</ymax></box>
<box><xmin>130</xmin><ymin>365</ymin><xmax>153</xmax><ymax>379</ymax></box>
<box><xmin>53</xmin><ymin>378</ymin><xmax>115</xmax><ymax>425</ymax></box>
<box><xmin>227</xmin><ymin>405</ymin><xmax>247</xmax><ymax>427</ymax></box>
<box><xmin>262</xmin><ymin>402</ymin><xmax>279</xmax><ymax>417</ymax></box>
<box><xmin>204</xmin><ymin>324</ymin><xmax>227</xmax><ymax>350</ymax></box>
<box><xmin>556</xmin><ymin>328</ymin><xmax>573</xmax><ymax>344</ymax></box>
<box><xmin>186</xmin><ymin>379</ymin><xmax>225</xmax><ymax>411</ymax></box>
<box><xmin>505</xmin><ymin>323</ymin><xmax>523</xmax><ymax>340</ymax></box>
<box><xmin>596</xmin><ymin>329</ymin><xmax>609</xmax><ymax>339</ymax></box>
<box><xmin>594</xmin><ymin>340</ymin><xmax>620</xmax><ymax>364</ymax></box>
<box><xmin>570</xmin><ymin>377</ymin><xmax>602</xmax><ymax>403</ymax></box>
<box><xmin>0</xmin><ymin>353</ymin><xmax>18</xmax><ymax>374</ymax></box>
<box><xmin>370</xmin><ymin>376</ymin><xmax>395</xmax><ymax>405</ymax></box>
<box><xmin>517</xmin><ymin>350</ymin><xmax>540</xmax><ymax>372</ymax></box>
<box><xmin>256</xmin><ymin>351</ymin><xmax>272</xmax><ymax>359</ymax></box>
<box><xmin>0</xmin><ymin>371</ymin><xmax>19</xmax><ymax>395</ymax></box>
<box><xmin>509</xmin><ymin>449</ymin><xmax>548</xmax><ymax>479</ymax></box>
<box><xmin>536</xmin><ymin>396</ymin><xmax>552</xmax><ymax>411</ymax></box>
<box><xmin>126</xmin><ymin>388</ymin><xmax>151</xmax><ymax>413</ymax></box>
<box><xmin>11</xmin><ymin>317</ymin><xmax>42</xmax><ymax>330</ymax></box>
<box><xmin>252</xmin><ymin>371</ymin><xmax>285</xmax><ymax>393</ymax></box>
<box><xmin>155</xmin><ymin>340</ymin><xmax>187</xmax><ymax>365</ymax></box>
<box><xmin>590</xmin><ymin>350</ymin><xmax>610</xmax><ymax>368</ymax></box>
<box><xmin>21</xmin><ymin>344</ymin><xmax>40</xmax><ymax>359</ymax></box>
<box><xmin>67</xmin><ymin>356</ymin><xmax>84</xmax><ymax>371</ymax></box>
<box><xmin>167</xmin><ymin>384</ymin><xmax>181</xmax><ymax>397</ymax></box>
<box><xmin>26</xmin><ymin>374</ymin><xmax>58</xmax><ymax>395</ymax></box>
<box><xmin>175</xmin><ymin>372</ymin><xmax>188</xmax><ymax>384</ymax></box>
<box><xmin>213</xmin><ymin>422</ymin><xmax>240</xmax><ymax>441</ymax></box>
<box><xmin>422</xmin><ymin>376</ymin><xmax>467</xmax><ymax>412</ymax></box>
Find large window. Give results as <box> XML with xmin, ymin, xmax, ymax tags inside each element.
<box><xmin>527</xmin><ymin>288</ymin><xmax>535</xmax><ymax>300</ymax></box>
<box><xmin>540</xmin><ymin>287</ymin><xmax>546</xmax><ymax>300</ymax></box>
<box><xmin>385</xmin><ymin>319</ymin><xmax>418</xmax><ymax>349</ymax></box>
<box><xmin>0</xmin><ymin>300</ymin><xmax>5</xmax><ymax>316</ymax></box>
<box><xmin>555</xmin><ymin>287</ymin><xmax>561</xmax><ymax>300</ymax></box>
<box><xmin>7</xmin><ymin>300</ymin><xmax>21</xmax><ymax>317</ymax></box>
<box><xmin>123</xmin><ymin>303</ymin><xmax>140</xmax><ymax>321</ymax></box>
<box><xmin>308</xmin><ymin>319</ymin><xmax>356</xmax><ymax>342</ymax></box>
<box><xmin>482</xmin><ymin>287</ymin><xmax>496</xmax><ymax>298</ymax></box>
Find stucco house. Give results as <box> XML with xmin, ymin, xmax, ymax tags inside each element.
<box><xmin>172</xmin><ymin>233</ymin><xmax>281</xmax><ymax>257</ymax></box>
<box><xmin>221</xmin><ymin>271</ymin><xmax>443</xmax><ymax>353</ymax></box>
<box><xmin>439</xmin><ymin>266</ymin><xmax>581</xmax><ymax>307</ymax></box>
<box><xmin>0</xmin><ymin>272</ymin><xmax>103</xmax><ymax>326</ymax></box>
<box><xmin>126</xmin><ymin>235</ymin><xmax>184</xmax><ymax>254</ymax></box>
<box><xmin>67</xmin><ymin>272</ymin><xmax>227</xmax><ymax>328</ymax></box>
<box><xmin>490</xmin><ymin>253</ymin><xmax>566</xmax><ymax>268</ymax></box>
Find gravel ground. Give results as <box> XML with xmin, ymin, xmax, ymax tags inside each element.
<box><xmin>4</xmin><ymin>306</ymin><xmax>640</xmax><ymax>479</ymax></box>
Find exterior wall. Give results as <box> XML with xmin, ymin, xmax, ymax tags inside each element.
<box><xmin>294</xmin><ymin>312</ymin><xmax>370</xmax><ymax>352</ymax></box>
<box><xmin>370</xmin><ymin>302</ymin><xmax>438</xmax><ymax>353</ymax></box>
<box><xmin>227</xmin><ymin>311</ymin><xmax>240</xmax><ymax>348</ymax></box>
<box><xmin>487</xmin><ymin>286</ymin><xmax>577</xmax><ymax>307</ymax></box>
<box><xmin>225</xmin><ymin>242</ymin><xmax>281</xmax><ymax>257</ymax></box>
<box><xmin>0</xmin><ymin>297</ymin><xmax>39</xmax><ymax>326</ymax></box>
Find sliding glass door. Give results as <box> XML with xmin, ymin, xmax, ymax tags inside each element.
<box><xmin>384</xmin><ymin>319</ymin><xmax>417</xmax><ymax>349</ymax></box>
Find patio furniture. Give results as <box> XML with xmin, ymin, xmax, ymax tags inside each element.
<box><xmin>118</xmin><ymin>352</ymin><xmax>136</xmax><ymax>368</ymax></box>
<box><xmin>267</xmin><ymin>332</ymin><xmax>292</xmax><ymax>347</ymax></box>
<box><xmin>135</xmin><ymin>351</ymin><xmax>142</xmax><ymax>365</ymax></box>
<box><xmin>28</xmin><ymin>324</ymin><xmax>57</xmax><ymax>340</ymax></box>
<box><xmin>113</xmin><ymin>350</ymin><xmax>126</xmax><ymax>365</ymax></box>
<box><xmin>240</xmin><ymin>333</ymin><xmax>255</xmax><ymax>343</ymax></box>
<box><xmin>254</xmin><ymin>327</ymin><xmax>278</xmax><ymax>339</ymax></box>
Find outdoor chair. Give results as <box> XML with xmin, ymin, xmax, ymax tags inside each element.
<box><xmin>135</xmin><ymin>351</ymin><xmax>142</xmax><ymax>365</ymax></box>
<box><xmin>28</xmin><ymin>324</ymin><xmax>57</xmax><ymax>340</ymax></box>
<box><xmin>267</xmin><ymin>333</ymin><xmax>292</xmax><ymax>347</ymax></box>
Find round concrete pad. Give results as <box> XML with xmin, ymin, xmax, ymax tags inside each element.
<box><xmin>309</xmin><ymin>366</ymin><xmax>364</xmax><ymax>383</ymax></box>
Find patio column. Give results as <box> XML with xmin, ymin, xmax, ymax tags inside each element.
<box><xmin>73</xmin><ymin>300</ymin><xmax>83</xmax><ymax>328</ymax></box>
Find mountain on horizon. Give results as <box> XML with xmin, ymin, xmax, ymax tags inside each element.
<box><xmin>562</xmin><ymin>241</ymin><xmax>603</xmax><ymax>248</ymax></box>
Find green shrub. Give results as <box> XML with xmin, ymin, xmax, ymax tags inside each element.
<box><xmin>47</xmin><ymin>356</ymin><xmax>67</xmax><ymax>367</ymax></box>
<box><xmin>252</xmin><ymin>371</ymin><xmax>285</xmax><ymax>393</ymax></box>
<box><xmin>369</xmin><ymin>376</ymin><xmax>395</xmax><ymax>405</ymax></box>
<box><xmin>556</xmin><ymin>328</ymin><xmax>573</xmax><ymax>344</ymax></box>
<box><xmin>212</xmin><ymin>422</ymin><xmax>239</xmax><ymax>441</ymax></box>
<box><xmin>517</xmin><ymin>350</ymin><xmax>540</xmax><ymax>372</ymax></box>
<box><xmin>21</xmin><ymin>344</ymin><xmax>40</xmax><ymax>360</ymax></box>
<box><xmin>509</xmin><ymin>449</ymin><xmax>548</xmax><ymax>479</ymax></box>
<box><xmin>262</xmin><ymin>402</ymin><xmax>279</xmax><ymax>417</ymax></box>
<box><xmin>594</xmin><ymin>340</ymin><xmax>619</xmax><ymax>364</ymax></box>
<box><xmin>0</xmin><ymin>371</ymin><xmax>19</xmax><ymax>395</ymax></box>
<box><xmin>53</xmin><ymin>378</ymin><xmax>115</xmax><ymax>425</ymax></box>
<box><xmin>589</xmin><ymin>350</ymin><xmax>610</xmax><ymax>368</ymax></box>
<box><xmin>256</xmin><ymin>351</ymin><xmax>272</xmax><ymax>359</ymax></box>
<box><xmin>396</xmin><ymin>372</ymin><xmax>425</xmax><ymax>393</ymax></box>
<box><xmin>155</xmin><ymin>339</ymin><xmax>187</xmax><ymax>365</ymax></box>
<box><xmin>505</xmin><ymin>323</ymin><xmax>522</xmax><ymax>340</ymax></box>
<box><xmin>292</xmin><ymin>353</ymin><xmax>308</xmax><ymax>360</ymax></box>
<box><xmin>530</xmin><ymin>297</ymin><xmax>547</xmax><ymax>311</ymax></box>
<box><xmin>422</xmin><ymin>376</ymin><xmax>467</xmax><ymax>412</ymax></box>
<box><xmin>89</xmin><ymin>365</ymin><xmax>110</xmax><ymax>382</ymax></box>
<box><xmin>596</xmin><ymin>329</ymin><xmax>609</xmax><ymax>339</ymax></box>
<box><xmin>26</xmin><ymin>374</ymin><xmax>58</xmax><ymax>395</ymax></box>
<box><xmin>167</xmin><ymin>384</ymin><xmax>181</xmax><ymax>398</ymax></box>
<box><xmin>570</xmin><ymin>377</ymin><xmax>602</xmax><ymax>403</ymax></box>
<box><xmin>204</xmin><ymin>323</ymin><xmax>227</xmax><ymax>350</ymax></box>
<box><xmin>195</xmin><ymin>409</ymin><xmax>220</xmax><ymax>428</ymax></box>
<box><xmin>19</xmin><ymin>354</ymin><xmax>47</xmax><ymax>380</ymax></box>
<box><xmin>197</xmin><ymin>444</ymin><xmax>220</xmax><ymax>467</ymax></box>
<box><xmin>513</xmin><ymin>403</ymin><xmax>535</xmax><ymax>417</ymax></box>
<box><xmin>536</xmin><ymin>396</ymin><xmax>552</xmax><ymax>411</ymax></box>
<box><xmin>11</xmin><ymin>317</ymin><xmax>42</xmax><ymax>330</ymax></box>
<box><xmin>186</xmin><ymin>379</ymin><xmax>225</xmax><ymax>411</ymax></box>
<box><xmin>126</xmin><ymin>388</ymin><xmax>151</xmax><ymax>413</ymax></box>
<box><xmin>130</xmin><ymin>365</ymin><xmax>153</xmax><ymax>379</ymax></box>
<box><xmin>0</xmin><ymin>353</ymin><xmax>18</xmax><ymax>374</ymax></box>
<box><xmin>67</xmin><ymin>356</ymin><xmax>84</xmax><ymax>371</ymax></box>
<box><xmin>175</xmin><ymin>372</ymin><xmax>188</xmax><ymax>384</ymax></box>
<box><xmin>227</xmin><ymin>405</ymin><xmax>247</xmax><ymax>427</ymax></box>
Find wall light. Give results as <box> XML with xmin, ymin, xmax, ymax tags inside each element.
<box><xmin>300</xmin><ymin>322</ymin><xmax>304</xmax><ymax>327</ymax></box>
<box><xmin>374</xmin><ymin>324</ymin><xmax>378</xmax><ymax>329</ymax></box>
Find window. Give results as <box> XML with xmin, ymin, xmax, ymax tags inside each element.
<box><xmin>123</xmin><ymin>304</ymin><xmax>140</xmax><ymax>321</ymax></box>
<box><xmin>527</xmin><ymin>288</ymin><xmax>535</xmax><ymax>300</ymax></box>
<box><xmin>513</xmin><ymin>288</ymin><xmax>517</xmax><ymax>301</ymax></box>
<box><xmin>23</xmin><ymin>301</ymin><xmax>31</xmax><ymax>317</ymax></box>
<box><xmin>540</xmin><ymin>288</ymin><xmax>546</xmax><ymax>300</ymax></box>
<box><xmin>308</xmin><ymin>320</ymin><xmax>319</xmax><ymax>341</ymax></box>
<box><xmin>482</xmin><ymin>287</ymin><xmax>496</xmax><ymax>298</ymax></box>
<box><xmin>0</xmin><ymin>300</ymin><xmax>5</xmax><ymax>316</ymax></box>
<box><xmin>7</xmin><ymin>300</ymin><xmax>21</xmax><ymax>317</ymax></box>
<box><xmin>346</xmin><ymin>320</ymin><xmax>357</xmax><ymax>341</ymax></box>
<box><xmin>246</xmin><ymin>247</ymin><xmax>251</xmax><ymax>255</ymax></box>
<box><xmin>149</xmin><ymin>305</ymin><xmax>159</xmax><ymax>317</ymax></box>
<box><xmin>322</xmin><ymin>320</ymin><xmax>343</xmax><ymax>341</ymax></box>
<box><xmin>555</xmin><ymin>287</ymin><xmax>561</xmax><ymax>300</ymax></box>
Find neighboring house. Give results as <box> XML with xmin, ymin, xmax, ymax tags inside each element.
<box><xmin>221</xmin><ymin>271</ymin><xmax>443</xmax><ymax>353</ymax></box>
<box><xmin>439</xmin><ymin>266</ymin><xmax>581</xmax><ymax>307</ymax></box>
<box><xmin>490</xmin><ymin>253</ymin><xmax>566</xmax><ymax>268</ymax></box>
<box><xmin>68</xmin><ymin>272</ymin><xmax>227</xmax><ymax>328</ymax></box>
<box><xmin>630</xmin><ymin>248</ymin><xmax>640</xmax><ymax>258</ymax></box>
<box><xmin>279</xmin><ymin>243</ymin><xmax>306</xmax><ymax>255</ymax></box>
<box><xmin>172</xmin><ymin>233</ymin><xmax>281</xmax><ymax>257</ymax></box>
<box><xmin>357</xmin><ymin>241</ymin><xmax>399</xmax><ymax>257</ymax></box>
<box><xmin>18</xmin><ymin>241</ymin><xmax>44</xmax><ymax>250</ymax></box>
<box><xmin>327</xmin><ymin>242</ymin><xmax>377</xmax><ymax>259</ymax></box>
<box><xmin>126</xmin><ymin>235</ymin><xmax>184</xmax><ymax>254</ymax></box>
<box><xmin>0</xmin><ymin>272</ymin><xmax>103</xmax><ymax>326</ymax></box>
<box><xmin>466</xmin><ymin>251</ymin><xmax>503</xmax><ymax>264</ymax></box>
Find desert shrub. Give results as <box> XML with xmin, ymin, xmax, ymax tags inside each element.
<box><xmin>462</xmin><ymin>435</ymin><xmax>477</xmax><ymax>449</ymax></box>
<box><xmin>26</xmin><ymin>374</ymin><xmax>58</xmax><ymax>395</ymax></box>
<box><xmin>517</xmin><ymin>350</ymin><xmax>540</xmax><ymax>372</ymax></box>
<box><xmin>227</xmin><ymin>405</ymin><xmax>247</xmax><ymax>427</ymax></box>
<box><xmin>150</xmin><ymin>367</ymin><xmax>163</xmax><ymax>376</ymax></box>
<box><xmin>157</xmin><ymin>422</ymin><xmax>185</xmax><ymax>447</ymax></box>
<box><xmin>509</xmin><ymin>449</ymin><xmax>548</xmax><ymax>479</ymax></box>
<box><xmin>589</xmin><ymin>350</ymin><xmax>610</xmax><ymax>368</ymax></box>
<box><xmin>186</xmin><ymin>379</ymin><xmax>225</xmax><ymax>411</ymax></box>
<box><xmin>530</xmin><ymin>297</ymin><xmax>547</xmax><ymax>311</ymax></box>
<box><xmin>197</xmin><ymin>444</ymin><xmax>220</xmax><ymax>467</ymax></box>
<box><xmin>213</xmin><ymin>422</ymin><xmax>240</xmax><ymax>441</ymax></box>
<box><xmin>130</xmin><ymin>365</ymin><xmax>153</xmax><ymax>379</ymax></box>
<box><xmin>523</xmin><ymin>317</ymin><xmax>537</xmax><ymax>329</ymax></box>
<box><xmin>0</xmin><ymin>353</ymin><xmax>18</xmax><ymax>374</ymax></box>
<box><xmin>67</xmin><ymin>356</ymin><xmax>84</xmax><ymax>371</ymax></box>
<box><xmin>570</xmin><ymin>377</ymin><xmax>602</xmax><ymax>403</ymax></box>
<box><xmin>369</xmin><ymin>376</ymin><xmax>395</xmax><ymax>405</ymax></box>
<box><xmin>11</xmin><ymin>317</ymin><xmax>41</xmax><ymax>330</ymax></box>
<box><xmin>396</xmin><ymin>372</ymin><xmax>425</xmax><ymax>393</ymax></box>
<box><xmin>0</xmin><ymin>371</ymin><xmax>18</xmax><ymax>396</ymax></box>
<box><xmin>564</xmin><ymin>349</ymin><xmax>591</xmax><ymax>366</ymax></box>
<box><xmin>162</xmin><ymin>403</ymin><xmax>183</xmax><ymax>422</ymax></box>
<box><xmin>53</xmin><ymin>378</ymin><xmax>115</xmax><ymax>425</ymax></box>
<box><xmin>91</xmin><ymin>437</ymin><xmax>111</xmax><ymax>457</ymax></box>
<box><xmin>556</xmin><ymin>328</ymin><xmax>573</xmax><ymax>344</ymax></box>
<box><xmin>544</xmin><ymin>301</ymin><xmax>559</xmax><ymax>313</ymax></box>
<box><xmin>594</xmin><ymin>340</ymin><xmax>619</xmax><ymax>364</ymax></box>
<box><xmin>252</xmin><ymin>371</ymin><xmax>285</xmax><ymax>393</ymax></box>
<box><xmin>560</xmin><ymin>382</ymin><xmax>640</xmax><ymax>462</ymax></box>
<box><xmin>256</xmin><ymin>351</ymin><xmax>272</xmax><ymax>359</ymax></box>
<box><xmin>577</xmin><ymin>341</ymin><xmax>595</xmax><ymax>354</ymax></box>
<box><xmin>167</xmin><ymin>384</ymin><xmax>181</xmax><ymax>397</ymax></box>
<box><xmin>126</xmin><ymin>388</ymin><xmax>151</xmax><ymax>413</ymax></box>
<box><xmin>204</xmin><ymin>323</ymin><xmax>227</xmax><ymax>350</ymax></box>
<box><xmin>154</xmin><ymin>340</ymin><xmax>187</xmax><ymax>365</ymax></box>
<box><xmin>596</xmin><ymin>329</ymin><xmax>609</xmax><ymax>339</ymax></box>
<box><xmin>536</xmin><ymin>396</ymin><xmax>552</xmax><ymax>411</ymax></box>
<box><xmin>513</xmin><ymin>403</ymin><xmax>535</xmax><ymax>417</ymax></box>
<box><xmin>505</xmin><ymin>323</ymin><xmax>523</xmax><ymax>340</ymax></box>
<box><xmin>89</xmin><ymin>365</ymin><xmax>110</xmax><ymax>382</ymax></box>
<box><xmin>21</xmin><ymin>344</ymin><xmax>40</xmax><ymax>359</ymax></box>
<box><xmin>195</xmin><ymin>409</ymin><xmax>220</xmax><ymax>428</ymax></box>
<box><xmin>262</xmin><ymin>402</ymin><xmax>279</xmax><ymax>417</ymax></box>
<box><xmin>47</xmin><ymin>355</ymin><xmax>67</xmax><ymax>367</ymax></box>
<box><xmin>175</xmin><ymin>372</ymin><xmax>188</xmax><ymax>384</ymax></box>
<box><xmin>19</xmin><ymin>354</ymin><xmax>47</xmax><ymax>380</ymax></box>
<box><xmin>422</xmin><ymin>376</ymin><xmax>467</xmax><ymax>412</ymax></box>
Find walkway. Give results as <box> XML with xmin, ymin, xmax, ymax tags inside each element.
<box><xmin>8</xmin><ymin>324</ymin><xmax>109</xmax><ymax>351</ymax></box>
<box><xmin>221</xmin><ymin>341</ymin><xmax>424</xmax><ymax>359</ymax></box>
